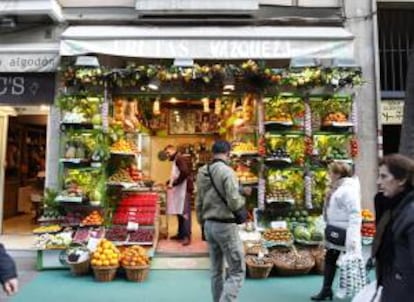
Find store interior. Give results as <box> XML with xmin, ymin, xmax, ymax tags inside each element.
<box><xmin>2</xmin><ymin>106</ymin><xmax>48</xmax><ymax>234</ymax></box>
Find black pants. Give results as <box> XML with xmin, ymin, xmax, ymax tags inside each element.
<box><xmin>322</xmin><ymin>249</ymin><xmax>341</xmax><ymax>289</ymax></box>
<box><xmin>177</xmin><ymin>194</ymin><xmax>192</xmax><ymax>239</ymax></box>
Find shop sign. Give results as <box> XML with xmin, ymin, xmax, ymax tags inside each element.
<box><xmin>381</xmin><ymin>100</ymin><xmax>404</xmax><ymax>125</ymax></box>
<box><xmin>0</xmin><ymin>54</ymin><xmax>59</xmax><ymax>73</ymax></box>
<box><xmin>62</xmin><ymin>39</ymin><xmax>353</xmax><ymax>59</ymax></box>
<box><xmin>0</xmin><ymin>73</ymin><xmax>55</xmax><ymax>105</ymax></box>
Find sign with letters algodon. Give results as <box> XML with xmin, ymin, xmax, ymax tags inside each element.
<box><xmin>0</xmin><ymin>73</ymin><xmax>55</xmax><ymax>105</ymax></box>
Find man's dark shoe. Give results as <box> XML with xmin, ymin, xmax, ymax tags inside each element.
<box><xmin>181</xmin><ymin>237</ymin><xmax>191</xmax><ymax>246</ymax></box>
<box><xmin>170</xmin><ymin>235</ymin><xmax>183</xmax><ymax>240</ymax></box>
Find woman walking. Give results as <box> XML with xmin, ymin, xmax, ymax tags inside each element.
<box><xmin>372</xmin><ymin>154</ymin><xmax>414</xmax><ymax>302</ymax></box>
<box><xmin>311</xmin><ymin>161</ymin><xmax>362</xmax><ymax>301</ymax></box>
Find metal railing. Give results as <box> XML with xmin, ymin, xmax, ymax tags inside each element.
<box><xmin>378</xmin><ymin>9</ymin><xmax>414</xmax><ymax>97</ymax></box>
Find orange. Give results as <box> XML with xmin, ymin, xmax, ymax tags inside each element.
<box><xmin>102</xmin><ymin>260</ymin><xmax>110</xmax><ymax>266</ymax></box>
<box><xmin>110</xmin><ymin>259</ymin><xmax>118</xmax><ymax>266</ymax></box>
<box><xmin>95</xmin><ymin>260</ymin><xmax>103</xmax><ymax>266</ymax></box>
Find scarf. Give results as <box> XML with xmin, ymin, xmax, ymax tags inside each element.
<box><xmin>323</xmin><ymin>177</ymin><xmax>347</xmax><ymax>221</ymax></box>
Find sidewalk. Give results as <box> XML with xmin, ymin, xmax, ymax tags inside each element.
<box><xmin>8</xmin><ymin>269</ymin><xmax>353</xmax><ymax>302</ymax></box>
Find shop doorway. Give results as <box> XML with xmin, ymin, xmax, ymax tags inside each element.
<box><xmin>383</xmin><ymin>125</ymin><xmax>401</xmax><ymax>155</ymax></box>
<box><xmin>1</xmin><ymin>107</ymin><xmax>48</xmax><ymax>234</ymax></box>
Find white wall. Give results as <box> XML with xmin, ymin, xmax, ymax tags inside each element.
<box><xmin>259</xmin><ymin>0</ymin><xmax>340</xmax><ymax>6</ymax></box>
<box><xmin>58</xmin><ymin>0</ymin><xmax>134</xmax><ymax>7</ymax></box>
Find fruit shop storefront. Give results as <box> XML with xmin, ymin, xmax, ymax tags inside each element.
<box><xmin>34</xmin><ymin>24</ymin><xmax>372</xmax><ymax>280</ymax></box>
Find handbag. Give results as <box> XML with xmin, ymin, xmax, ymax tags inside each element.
<box><xmin>325</xmin><ymin>224</ymin><xmax>346</xmax><ymax>246</ymax></box>
<box><xmin>207</xmin><ymin>164</ymin><xmax>248</xmax><ymax>224</ymax></box>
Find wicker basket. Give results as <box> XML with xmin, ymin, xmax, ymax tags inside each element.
<box><xmin>271</xmin><ymin>248</ymin><xmax>315</xmax><ymax>276</ymax></box>
<box><xmin>68</xmin><ymin>259</ymin><xmax>90</xmax><ymax>276</ymax></box>
<box><xmin>92</xmin><ymin>265</ymin><xmax>118</xmax><ymax>282</ymax></box>
<box><xmin>246</xmin><ymin>256</ymin><xmax>273</xmax><ymax>279</ymax></box>
<box><xmin>123</xmin><ymin>265</ymin><xmax>150</xmax><ymax>282</ymax></box>
<box><xmin>308</xmin><ymin>246</ymin><xmax>325</xmax><ymax>274</ymax></box>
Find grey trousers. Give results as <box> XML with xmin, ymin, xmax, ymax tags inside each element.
<box><xmin>204</xmin><ymin>220</ymin><xmax>245</xmax><ymax>302</ymax></box>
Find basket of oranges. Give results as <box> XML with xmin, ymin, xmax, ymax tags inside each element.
<box><xmin>91</xmin><ymin>239</ymin><xmax>120</xmax><ymax>282</ymax></box>
<box><xmin>121</xmin><ymin>245</ymin><xmax>150</xmax><ymax>282</ymax></box>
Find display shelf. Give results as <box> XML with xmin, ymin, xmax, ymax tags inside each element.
<box><xmin>312</xmin><ymin>131</ymin><xmax>353</xmax><ymax>136</ymax></box>
<box><xmin>107</xmin><ymin>182</ymin><xmax>139</xmax><ymax>189</ymax></box>
<box><xmin>264</xmin><ymin>121</ymin><xmax>294</xmax><ymax>127</ymax></box>
<box><xmin>59</xmin><ymin>158</ymin><xmax>90</xmax><ymax>164</ymax></box>
<box><xmin>110</xmin><ymin>151</ymin><xmax>139</xmax><ymax>156</ymax></box>
<box><xmin>295</xmin><ymin>239</ymin><xmax>323</xmax><ymax>246</ymax></box>
<box><xmin>264</xmin><ymin>157</ymin><xmax>292</xmax><ymax>163</ymax></box>
<box><xmin>230</xmin><ymin>151</ymin><xmax>259</xmax><ymax>157</ymax></box>
<box><xmin>55</xmin><ymin>195</ymin><xmax>84</xmax><ymax>203</ymax></box>
<box><xmin>266</xmin><ymin>198</ymin><xmax>295</xmax><ymax>204</ymax></box>
<box><xmin>60</xmin><ymin>122</ymin><xmax>96</xmax><ymax>131</ymax></box>
<box><xmin>265</xmin><ymin>130</ymin><xmax>305</xmax><ymax>136</ymax></box>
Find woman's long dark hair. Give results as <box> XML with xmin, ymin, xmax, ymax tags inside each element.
<box><xmin>379</xmin><ymin>153</ymin><xmax>414</xmax><ymax>189</ymax></box>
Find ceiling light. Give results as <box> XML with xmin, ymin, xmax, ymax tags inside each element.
<box><xmin>173</xmin><ymin>58</ymin><xmax>194</xmax><ymax>67</ymax></box>
<box><xmin>148</xmin><ymin>78</ymin><xmax>161</xmax><ymax>91</ymax></box>
<box><xmin>223</xmin><ymin>74</ymin><xmax>235</xmax><ymax>91</ymax></box>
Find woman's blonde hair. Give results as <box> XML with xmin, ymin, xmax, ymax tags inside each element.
<box><xmin>328</xmin><ymin>161</ymin><xmax>353</xmax><ymax>178</ymax></box>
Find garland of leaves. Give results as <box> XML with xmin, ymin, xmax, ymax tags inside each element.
<box><xmin>60</xmin><ymin>60</ymin><xmax>362</xmax><ymax>92</ymax></box>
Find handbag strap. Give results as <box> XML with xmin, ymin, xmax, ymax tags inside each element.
<box><xmin>207</xmin><ymin>164</ymin><xmax>229</xmax><ymax>208</ymax></box>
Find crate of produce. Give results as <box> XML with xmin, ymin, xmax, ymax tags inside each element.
<box><xmin>245</xmin><ymin>255</ymin><xmax>273</xmax><ymax>279</ymax></box>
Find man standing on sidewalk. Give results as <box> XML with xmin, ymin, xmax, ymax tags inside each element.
<box><xmin>0</xmin><ymin>244</ymin><xmax>18</xmax><ymax>296</ymax></box>
<box><xmin>196</xmin><ymin>140</ymin><xmax>250</xmax><ymax>302</ymax></box>
<box><xmin>165</xmin><ymin>145</ymin><xmax>193</xmax><ymax>246</ymax></box>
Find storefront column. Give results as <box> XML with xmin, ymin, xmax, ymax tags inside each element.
<box><xmin>344</xmin><ymin>1</ymin><xmax>380</xmax><ymax>208</ymax></box>
<box><xmin>45</xmin><ymin>106</ymin><xmax>60</xmax><ymax>189</ymax></box>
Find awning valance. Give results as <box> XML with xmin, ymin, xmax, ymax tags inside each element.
<box><xmin>0</xmin><ymin>42</ymin><xmax>60</xmax><ymax>72</ymax></box>
<box><xmin>60</xmin><ymin>26</ymin><xmax>354</xmax><ymax>59</ymax></box>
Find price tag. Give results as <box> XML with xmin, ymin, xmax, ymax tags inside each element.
<box><xmin>87</xmin><ymin>238</ymin><xmax>100</xmax><ymax>252</ymax></box>
<box><xmin>127</xmin><ymin>221</ymin><xmax>139</xmax><ymax>231</ymax></box>
<box><xmin>271</xmin><ymin>221</ymin><xmax>287</xmax><ymax>229</ymax></box>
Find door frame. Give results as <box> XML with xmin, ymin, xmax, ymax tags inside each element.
<box><xmin>0</xmin><ymin>113</ymin><xmax>9</xmax><ymax>234</ymax></box>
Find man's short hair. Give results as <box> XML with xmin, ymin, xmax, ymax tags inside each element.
<box><xmin>212</xmin><ymin>140</ymin><xmax>231</xmax><ymax>154</ymax></box>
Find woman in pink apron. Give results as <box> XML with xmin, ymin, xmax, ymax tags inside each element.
<box><xmin>164</xmin><ymin>145</ymin><xmax>193</xmax><ymax>246</ymax></box>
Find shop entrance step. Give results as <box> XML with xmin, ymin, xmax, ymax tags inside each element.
<box><xmin>151</xmin><ymin>257</ymin><xmax>210</xmax><ymax>270</ymax></box>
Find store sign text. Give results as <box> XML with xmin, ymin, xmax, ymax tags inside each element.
<box><xmin>0</xmin><ymin>54</ymin><xmax>59</xmax><ymax>72</ymax></box>
<box><xmin>381</xmin><ymin>100</ymin><xmax>404</xmax><ymax>125</ymax></box>
<box><xmin>0</xmin><ymin>73</ymin><xmax>55</xmax><ymax>105</ymax></box>
<box><xmin>0</xmin><ymin>76</ymin><xmax>25</xmax><ymax>96</ymax></box>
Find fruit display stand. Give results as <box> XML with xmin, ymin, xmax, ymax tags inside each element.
<box><xmin>47</xmin><ymin>59</ymin><xmax>362</xmax><ymax>277</ymax></box>
<box><xmin>361</xmin><ymin>209</ymin><xmax>375</xmax><ymax>245</ymax></box>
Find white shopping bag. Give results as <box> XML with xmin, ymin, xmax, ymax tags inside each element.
<box><xmin>352</xmin><ymin>281</ymin><xmax>382</xmax><ymax>302</ymax></box>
